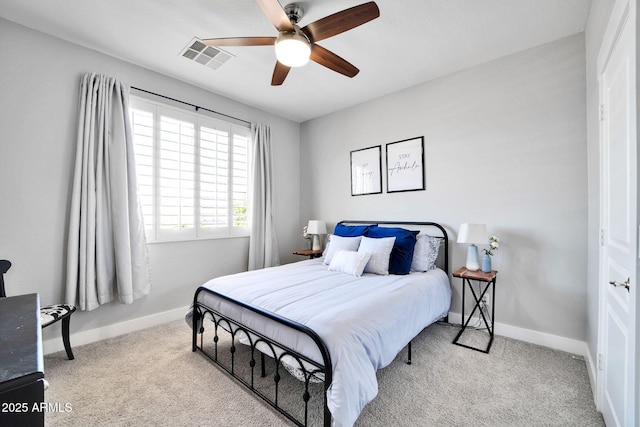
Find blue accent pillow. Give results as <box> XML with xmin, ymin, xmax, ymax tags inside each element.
<box><xmin>333</xmin><ymin>223</ymin><xmax>374</xmax><ymax>237</ymax></box>
<box><xmin>366</xmin><ymin>226</ymin><xmax>419</xmax><ymax>275</ymax></box>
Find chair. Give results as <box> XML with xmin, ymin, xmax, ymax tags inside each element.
<box><xmin>0</xmin><ymin>260</ymin><xmax>76</xmax><ymax>360</ymax></box>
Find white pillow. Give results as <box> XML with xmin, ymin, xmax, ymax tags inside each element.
<box><xmin>411</xmin><ymin>234</ymin><xmax>442</xmax><ymax>272</ymax></box>
<box><xmin>323</xmin><ymin>235</ymin><xmax>362</xmax><ymax>265</ymax></box>
<box><xmin>358</xmin><ymin>236</ymin><xmax>396</xmax><ymax>275</ymax></box>
<box><xmin>328</xmin><ymin>250</ymin><xmax>372</xmax><ymax>277</ymax></box>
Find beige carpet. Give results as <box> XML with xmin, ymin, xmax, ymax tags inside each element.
<box><xmin>43</xmin><ymin>319</ymin><xmax>604</xmax><ymax>426</ymax></box>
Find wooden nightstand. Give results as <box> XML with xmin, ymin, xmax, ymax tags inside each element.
<box><xmin>292</xmin><ymin>249</ymin><xmax>323</xmax><ymax>259</ymax></box>
<box><xmin>452</xmin><ymin>267</ymin><xmax>498</xmax><ymax>353</ymax></box>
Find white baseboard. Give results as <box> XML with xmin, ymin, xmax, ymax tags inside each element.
<box><xmin>584</xmin><ymin>347</ymin><xmax>598</xmax><ymax>401</ymax></box>
<box><xmin>42</xmin><ymin>305</ymin><xmax>190</xmax><ymax>356</ymax></box>
<box><xmin>447</xmin><ymin>312</ymin><xmax>589</xmax><ymax>357</ymax></box>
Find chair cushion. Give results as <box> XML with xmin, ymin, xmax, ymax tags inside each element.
<box><xmin>40</xmin><ymin>304</ymin><xmax>75</xmax><ymax>327</ymax></box>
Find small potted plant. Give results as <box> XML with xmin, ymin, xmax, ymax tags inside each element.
<box><xmin>482</xmin><ymin>236</ymin><xmax>499</xmax><ymax>272</ymax></box>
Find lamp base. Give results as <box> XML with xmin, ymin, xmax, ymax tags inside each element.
<box><xmin>465</xmin><ymin>244</ymin><xmax>480</xmax><ymax>271</ymax></box>
<box><xmin>312</xmin><ymin>235</ymin><xmax>321</xmax><ymax>251</ymax></box>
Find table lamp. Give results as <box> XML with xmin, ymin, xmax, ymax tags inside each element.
<box><xmin>306</xmin><ymin>220</ymin><xmax>327</xmax><ymax>251</ymax></box>
<box><xmin>457</xmin><ymin>223</ymin><xmax>488</xmax><ymax>271</ymax></box>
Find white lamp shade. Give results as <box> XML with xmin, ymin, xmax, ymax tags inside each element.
<box><xmin>457</xmin><ymin>223</ymin><xmax>488</xmax><ymax>244</ymax></box>
<box><xmin>306</xmin><ymin>220</ymin><xmax>327</xmax><ymax>235</ymax></box>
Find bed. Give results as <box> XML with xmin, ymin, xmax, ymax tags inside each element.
<box><xmin>188</xmin><ymin>221</ymin><xmax>451</xmax><ymax>427</ymax></box>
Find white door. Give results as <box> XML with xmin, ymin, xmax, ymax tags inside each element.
<box><xmin>598</xmin><ymin>1</ymin><xmax>637</xmax><ymax>426</ymax></box>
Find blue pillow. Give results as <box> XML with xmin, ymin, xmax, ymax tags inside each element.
<box><xmin>366</xmin><ymin>226</ymin><xmax>418</xmax><ymax>275</ymax></box>
<box><xmin>333</xmin><ymin>223</ymin><xmax>374</xmax><ymax>237</ymax></box>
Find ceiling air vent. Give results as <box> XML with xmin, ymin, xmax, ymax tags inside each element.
<box><xmin>180</xmin><ymin>38</ymin><xmax>234</xmax><ymax>70</ymax></box>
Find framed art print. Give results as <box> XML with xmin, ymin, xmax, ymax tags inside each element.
<box><xmin>386</xmin><ymin>136</ymin><xmax>425</xmax><ymax>193</ymax></box>
<box><xmin>350</xmin><ymin>145</ymin><xmax>382</xmax><ymax>196</ymax></box>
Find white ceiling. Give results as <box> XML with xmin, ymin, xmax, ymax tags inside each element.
<box><xmin>0</xmin><ymin>0</ymin><xmax>591</xmax><ymax>122</ymax></box>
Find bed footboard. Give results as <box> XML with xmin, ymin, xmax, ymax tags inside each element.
<box><xmin>191</xmin><ymin>286</ymin><xmax>333</xmax><ymax>427</ymax></box>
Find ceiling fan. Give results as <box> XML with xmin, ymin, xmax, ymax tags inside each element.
<box><xmin>202</xmin><ymin>0</ymin><xmax>380</xmax><ymax>86</ymax></box>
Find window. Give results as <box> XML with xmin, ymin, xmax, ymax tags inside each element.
<box><xmin>130</xmin><ymin>97</ymin><xmax>251</xmax><ymax>242</ymax></box>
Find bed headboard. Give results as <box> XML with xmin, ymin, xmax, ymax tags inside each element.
<box><xmin>337</xmin><ymin>220</ymin><xmax>449</xmax><ymax>274</ymax></box>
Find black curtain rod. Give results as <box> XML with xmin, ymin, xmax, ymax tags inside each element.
<box><xmin>130</xmin><ymin>86</ymin><xmax>251</xmax><ymax>126</ymax></box>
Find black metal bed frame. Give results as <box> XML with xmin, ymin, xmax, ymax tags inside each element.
<box><xmin>191</xmin><ymin>221</ymin><xmax>449</xmax><ymax>426</ymax></box>
<box><xmin>192</xmin><ymin>288</ymin><xmax>333</xmax><ymax>426</ymax></box>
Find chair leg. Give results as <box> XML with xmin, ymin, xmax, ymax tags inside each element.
<box><xmin>61</xmin><ymin>316</ymin><xmax>74</xmax><ymax>360</ymax></box>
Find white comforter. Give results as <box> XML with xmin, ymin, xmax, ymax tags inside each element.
<box><xmin>192</xmin><ymin>259</ymin><xmax>451</xmax><ymax>427</ymax></box>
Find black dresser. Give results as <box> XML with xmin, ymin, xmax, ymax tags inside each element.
<box><xmin>0</xmin><ymin>293</ymin><xmax>45</xmax><ymax>426</ymax></box>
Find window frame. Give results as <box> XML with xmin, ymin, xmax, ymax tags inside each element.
<box><xmin>130</xmin><ymin>96</ymin><xmax>252</xmax><ymax>243</ymax></box>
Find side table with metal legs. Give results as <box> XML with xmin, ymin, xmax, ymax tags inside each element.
<box><xmin>452</xmin><ymin>267</ymin><xmax>497</xmax><ymax>353</ymax></box>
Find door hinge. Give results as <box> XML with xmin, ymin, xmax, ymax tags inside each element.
<box><xmin>599</xmin><ymin>104</ymin><xmax>605</xmax><ymax>121</ymax></box>
<box><xmin>600</xmin><ymin>229</ymin><xmax>605</xmax><ymax>246</ymax></box>
<box><xmin>598</xmin><ymin>353</ymin><xmax>604</xmax><ymax>370</ymax></box>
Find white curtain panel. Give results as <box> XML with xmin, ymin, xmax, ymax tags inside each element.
<box><xmin>65</xmin><ymin>72</ymin><xmax>151</xmax><ymax>311</ymax></box>
<box><xmin>248</xmin><ymin>123</ymin><xmax>280</xmax><ymax>270</ymax></box>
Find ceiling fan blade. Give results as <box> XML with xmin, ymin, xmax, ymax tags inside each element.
<box><xmin>256</xmin><ymin>0</ymin><xmax>294</xmax><ymax>32</ymax></box>
<box><xmin>271</xmin><ymin>61</ymin><xmax>291</xmax><ymax>86</ymax></box>
<box><xmin>310</xmin><ymin>45</ymin><xmax>359</xmax><ymax>78</ymax></box>
<box><xmin>302</xmin><ymin>2</ymin><xmax>380</xmax><ymax>43</ymax></box>
<box><xmin>202</xmin><ymin>37</ymin><xmax>276</xmax><ymax>47</ymax></box>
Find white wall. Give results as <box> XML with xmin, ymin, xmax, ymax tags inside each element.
<box><xmin>0</xmin><ymin>18</ymin><xmax>301</xmax><ymax>348</ymax></box>
<box><xmin>300</xmin><ymin>34</ymin><xmax>588</xmax><ymax>342</ymax></box>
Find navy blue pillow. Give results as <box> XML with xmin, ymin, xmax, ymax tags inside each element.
<box><xmin>366</xmin><ymin>226</ymin><xmax>418</xmax><ymax>275</ymax></box>
<box><xmin>333</xmin><ymin>223</ymin><xmax>374</xmax><ymax>237</ymax></box>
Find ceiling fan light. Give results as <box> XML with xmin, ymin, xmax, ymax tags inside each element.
<box><xmin>275</xmin><ymin>30</ymin><xmax>311</xmax><ymax>67</ymax></box>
